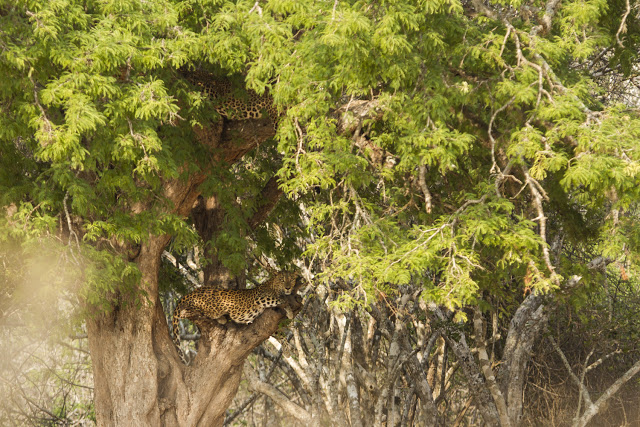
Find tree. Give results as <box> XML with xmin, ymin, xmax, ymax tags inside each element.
<box><xmin>2</xmin><ymin>0</ymin><xmax>640</xmax><ymax>425</ymax></box>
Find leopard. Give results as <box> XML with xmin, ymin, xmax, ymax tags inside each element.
<box><xmin>182</xmin><ymin>69</ymin><xmax>278</xmax><ymax>122</ymax></box>
<box><xmin>171</xmin><ymin>270</ymin><xmax>300</xmax><ymax>364</ymax></box>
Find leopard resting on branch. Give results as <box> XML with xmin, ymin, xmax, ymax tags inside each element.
<box><xmin>172</xmin><ymin>270</ymin><xmax>301</xmax><ymax>364</ymax></box>
<box><xmin>182</xmin><ymin>69</ymin><xmax>278</xmax><ymax>121</ymax></box>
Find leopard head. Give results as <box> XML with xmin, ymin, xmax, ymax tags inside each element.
<box><xmin>264</xmin><ymin>271</ymin><xmax>301</xmax><ymax>295</ymax></box>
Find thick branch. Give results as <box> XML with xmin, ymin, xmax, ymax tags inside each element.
<box><xmin>473</xmin><ymin>308</ymin><xmax>511</xmax><ymax>427</ymax></box>
<box><xmin>341</xmin><ymin>319</ymin><xmax>364</xmax><ymax>427</ymax></box>
<box><xmin>497</xmin><ymin>289</ymin><xmax>550</xmax><ymax>425</ymax></box>
<box><xmin>575</xmin><ymin>358</ymin><xmax>640</xmax><ymax>427</ymax></box>
<box><xmin>433</xmin><ymin>307</ymin><xmax>501</xmax><ymax>426</ymax></box>
<box><xmin>533</xmin><ymin>0</ymin><xmax>562</xmax><ymax>36</ymax></box>
<box><xmin>418</xmin><ymin>165</ymin><xmax>432</xmax><ymax>213</ymax></box>
<box><xmin>243</xmin><ymin>363</ymin><xmax>312</xmax><ymax>422</ymax></box>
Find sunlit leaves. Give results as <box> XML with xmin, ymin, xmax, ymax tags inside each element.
<box><xmin>3</xmin><ymin>0</ymin><xmax>640</xmax><ymax>321</ymax></box>
<box><xmin>81</xmin><ymin>246</ymin><xmax>144</xmax><ymax>314</ymax></box>
<box><xmin>560</xmin><ymin>107</ymin><xmax>640</xmax><ymax>195</ymax></box>
<box><xmin>558</xmin><ymin>0</ymin><xmax>610</xmax><ymax>58</ymax></box>
<box><xmin>124</xmin><ymin>78</ymin><xmax>179</xmax><ymax>121</ymax></box>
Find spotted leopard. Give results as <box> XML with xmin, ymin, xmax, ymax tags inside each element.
<box><xmin>182</xmin><ymin>69</ymin><xmax>278</xmax><ymax>121</ymax></box>
<box><xmin>171</xmin><ymin>271</ymin><xmax>300</xmax><ymax>364</ymax></box>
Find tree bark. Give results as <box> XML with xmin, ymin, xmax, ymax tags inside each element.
<box><xmin>87</xmin><ymin>246</ymin><xmax>302</xmax><ymax>426</ymax></box>
<box><xmin>474</xmin><ymin>308</ymin><xmax>511</xmax><ymax>427</ymax></box>
<box><xmin>433</xmin><ymin>307</ymin><xmax>502</xmax><ymax>426</ymax></box>
<box><xmin>496</xmin><ymin>292</ymin><xmax>549</xmax><ymax>426</ymax></box>
<box><xmin>191</xmin><ymin>174</ymin><xmax>282</xmax><ymax>289</ymax></box>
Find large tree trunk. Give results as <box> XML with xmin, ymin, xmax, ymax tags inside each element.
<box><xmin>191</xmin><ymin>175</ymin><xmax>282</xmax><ymax>289</ymax></box>
<box><xmin>496</xmin><ymin>292</ymin><xmax>548</xmax><ymax>426</ymax></box>
<box><xmin>86</xmin><ymin>103</ymin><xmax>290</xmax><ymax>425</ymax></box>
<box><xmin>87</xmin><ymin>235</ymin><xmax>302</xmax><ymax>426</ymax></box>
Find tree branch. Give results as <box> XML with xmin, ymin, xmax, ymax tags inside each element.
<box><xmin>473</xmin><ymin>308</ymin><xmax>511</xmax><ymax>427</ymax></box>
<box><xmin>243</xmin><ymin>363</ymin><xmax>312</xmax><ymax>422</ymax></box>
<box><xmin>418</xmin><ymin>165</ymin><xmax>432</xmax><ymax>213</ymax></box>
<box><xmin>616</xmin><ymin>0</ymin><xmax>631</xmax><ymax>48</ymax></box>
<box><xmin>548</xmin><ymin>336</ymin><xmax>593</xmax><ymax>407</ymax></box>
<box><xmin>162</xmin><ymin>251</ymin><xmax>201</xmax><ymax>287</ymax></box>
<box><xmin>575</xmin><ymin>357</ymin><xmax>640</xmax><ymax>427</ymax></box>
<box><xmin>432</xmin><ymin>307</ymin><xmax>502</xmax><ymax>426</ymax></box>
<box><xmin>532</xmin><ymin>0</ymin><xmax>562</xmax><ymax>36</ymax></box>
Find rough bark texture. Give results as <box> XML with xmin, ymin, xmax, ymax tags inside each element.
<box><xmin>497</xmin><ymin>293</ymin><xmax>548</xmax><ymax>426</ymax></box>
<box><xmin>442</xmin><ymin>329</ymin><xmax>502</xmax><ymax>426</ymax></box>
<box><xmin>474</xmin><ymin>308</ymin><xmax>511</xmax><ymax>427</ymax></box>
<box><xmin>432</xmin><ymin>293</ymin><xmax>550</xmax><ymax>427</ymax></box>
<box><xmin>433</xmin><ymin>307</ymin><xmax>502</xmax><ymax>426</ymax></box>
<box><xmin>88</xmin><ymin>260</ymin><xmax>302</xmax><ymax>427</ymax></box>
<box><xmin>86</xmin><ymin>93</ymin><xmax>290</xmax><ymax>426</ymax></box>
<box><xmin>190</xmin><ymin>195</ymin><xmax>235</xmax><ymax>288</ymax></box>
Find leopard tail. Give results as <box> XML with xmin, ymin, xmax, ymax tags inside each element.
<box><xmin>172</xmin><ymin>305</ymin><xmax>189</xmax><ymax>365</ymax></box>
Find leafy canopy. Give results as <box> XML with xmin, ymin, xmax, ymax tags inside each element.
<box><xmin>1</xmin><ymin>0</ymin><xmax>639</xmax><ymax>316</ymax></box>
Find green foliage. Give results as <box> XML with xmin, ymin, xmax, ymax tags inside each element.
<box><xmin>81</xmin><ymin>246</ymin><xmax>145</xmax><ymax>314</ymax></box>
<box><xmin>0</xmin><ymin>0</ymin><xmax>206</xmax><ymax>312</ymax></box>
<box><xmin>1</xmin><ymin>0</ymin><xmax>640</xmax><ymax>322</ymax></box>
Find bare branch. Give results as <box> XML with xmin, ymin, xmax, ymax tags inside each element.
<box><xmin>489</xmin><ymin>95</ymin><xmax>517</xmax><ymax>174</ymax></box>
<box><xmin>268</xmin><ymin>336</ymin><xmax>311</xmax><ymax>389</ymax></box>
<box><xmin>432</xmin><ymin>306</ymin><xmax>502</xmax><ymax>426</ymax></box>
<box><xmin>162</xmin><ymin>251</ymin><xmax>201</xmax><ymax>287</ymax></box>
<box><xmin>522</xmin><ymin>167</ymin><xmax>556</xmax><ymax>277</ymax></box>
<box><xmin>337</xmin><ymin>313</ymin><xmax>363</xmax><ymax>427</ymax></box>
<box><xmin>473</xmin><ymin>308</ymin><xmax>512</xmax><ymax>427</ymax></box>
<box><xmin>418</xmin><ymin>165</ymin><xmax>432</xmax><ymax>213</ymax></box>
<box><xmin>587</xmin><ymin>256</ymin><xmax>614</xmax><ymax>271</ymax></box>
<box><xmin>615</xmin><ymin>0</ymin><xmax>631</xmax><ymax>48</ymax></box>
<box><xmin>548</xmin><ymin>336</ymin><xmax>593</xmax><ymax>407</ymax></box>
<box><xmin>575</xmin><ymin>357</ymin><xmax>640</xmax><ymax>427</ymax></box>
<box><xmin>532</xmin><ymin>0</ymin><xmax>563</xmax><ymax>36</ymax></box>
<box><xmin>585</xmin><ymin>349</ymin><xmax>622</xmax><ymax>373</ymax></box>
<box><xmin>248</xmin><ymin>1</ymin><xmax>263</xmax><ymax>16</ymax></box>
<box><xmin>471</xmin><ymin>0</ymin><xmax>499</xmax><ymax>20</ymax></box>
<box><xmin>552</xmin><ymin>332</ymin><xmax>640</xmax><ymax>427</ymax></box>
<box><xmin>243</xmin><ymin>363</ymin><xmax>312</xmax><ymax>422</ymax></box>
